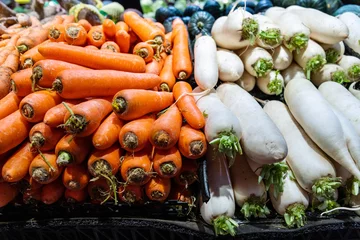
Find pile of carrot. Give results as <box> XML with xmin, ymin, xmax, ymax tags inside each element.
<box><xmin>0</xmin><ymin>11</ymin><xmax>201</xmax><ymax>208</ymax></box>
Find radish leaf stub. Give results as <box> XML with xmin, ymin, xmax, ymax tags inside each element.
<box><xmin>212</xmin><ymin>216</ymin><xmax>239</xmax><ymax>236</ymax></box>
<box><xmin>252</xmin><ymin>58</ymin><xmax>273</xmax><ymax>77</ymax></box>
<box><xmin>305</xmin><ymin>55</ymin><xmax>326</xmax><ymax>79</ymax></box>
<box><xmin>284</xmin><ymin>203</ymin><xmax>307</xmax><ymax>228</ymax></box>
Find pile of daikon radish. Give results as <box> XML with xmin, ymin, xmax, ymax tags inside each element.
<box><xmin>192</xmin><ymin>3</ymin><xmax>360</xmax><ymax>237</ymax></box>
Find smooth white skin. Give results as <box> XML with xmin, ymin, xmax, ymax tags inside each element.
<box><xmin>194</xmin><ymin>36</ymin><xmax>219</xmax><ymax>90</ymax></box>
<box><xmin>338</xmin><ymin>13</ymin><xmax>360</xmax><ymax>56</ymax></box>
<box><xmin>195</xmin><ymin>92</ymin><xmax>242</xmax><ymax>142</ymax></box>
<box><xmin>254</xmin><ymin>15</ymin><xmax>282</xmax><ymax>49</ymax></box>
<box><xmin>200</xmin><ymin>146</ymin><xmax>236</xmax><ymax>225</ymax></box>
<box><xmin>257</xmin><ymin>70</ymin><xmax>284</xmax><ymax>95</ymax></box>
<box><xmin>246</xmin><ymin>157</ymin><xmax>263</xmax><ymax>176</ymax></box>
<box><xmin>310</xmin><ymin>64</ymin><xmax>345</xmax><ymax>87</ymax></box>
<box><xmin>230</xmin><ymin>153</ymin><xmax>267</xmax><ymax>207</ymax></box>
<box><xmin>293</xmin><ymin>39</ymin><xmax>326</xmax><ymax>69</ymax></box>
<box><xmin>216</xmin><ymin>83</ymin><xmax>288</xmax><ymax>165</ymax></box>
<box><xmin>235</xmin><ymin>70</ymin><xmax>256</xmax><ymax>92</ymax></box>
<box><xmin>286</xmin><ymin>5</ymin><xmax>349</xmax><ymax>44</ymax></box>
<box><xmin>239</xmin><ymin>46</ymin><xmax>274</xmax><ymax>77</ymax></box>
<box><xmin>217</xmin><ymin>48</ymin><xmax>244</xmax><ymax>82</ymax></box>
<box><xmin>338</xmin><ymin>55</ymin><xmax>360</xmax><ymax>81</ymax></box>
<box><xmin>263</xmin><ymin>100</ymin><xmax>336</xmax><ymax>192</ymax></box>
<box><xmin>284</xmin><ymin>78</ymin><xmax>360</xmax><ymax>180</ymax></box>
<box><xmin>281</xmin><ymin>62</ymin><xmax>306</xmax><ymax>86</ymax></box>
<box><xmin>271</xmin><ymin>45</ymin><xmax>293</xmax><ymax>70</ymax></box>
<box><xmin>349</xmin><ymin>82</ymin><xmax>360</xmax><ymax>100</ymax></box>
<box><xmin>318</xmin><ymin>81</ymin><xmax>360</xmax><ymax>136</ymax></box>
<box><xmin>320</xmin><ymin>41</ymin><xmax>345</xmax><ymax>63</ymax></box>
<box><xmin>270</xmin><ymin>171</ymin><xmax>309</xmax><ymax>215</ymax></box>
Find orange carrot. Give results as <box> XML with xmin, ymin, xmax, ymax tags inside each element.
<box><xmin>115</xmin><ymin>30</ymin><xmax>131</xmax><ymax>53</ymax></box>
<box><xmin>168</xmin><ymin>183</ymin><xmax>194</xmax><ymax>204</ymax></box>
<box><xmin>118</xmin><ymin>185</ymin><xmax>143</xmax><ymax>204</ymax></box>
<box><xmin>10</xmin><ymin>68</ymin><xmax>32</xmax><ymax>97</ymax></box>
<box><xmin>63</xmin><ymin>164</ymin><xmax>90</xmax><ymax>190</ymax></box>
<box><xmin>38</xmin><ymin>42</ymin><xmax>146</xmax><ymax>72</ymax></box>
<box><xmin>112</xmin><ymin>89</ymin><xmax>173</xmax><ymax>121</ymax></box>
<box><xmin>145</xmin><ymin>176</ymin><xmax>171</xmax><ymax>202</ymax></box>
<box><xmin>0</xmin><ymin>67</ymin><xmax>13</xmax><ymax>100</ymax></box>
<box><xmin>0</xmin><ymin>91</ymin><xmax>20</xmax><ymax>120</ymax></box>
<box><xmin>145</xmin><ymin>53</ymin><xmax>166</xmax><ymax>75</ymax></box>
<box><xmin>65</xmin><ymin>188</ymin><xmax>88</xmax><ymax>203</ymax></box>
<box><xmin>29</xmin><ymin>122</ymin><xmax>65</xmax><ymax>152</ymax></box>
<box><xmin>87</xmin><ymin>177</ymin><xmax>112</xmax><ymax>204</ymax></box>
<box><xmin>128</xmin><ymin>29</ymin><xmax>139</xmax><ymax>45</ymax></box>
<box><xmin>0</xmin><ymin>110</ymin><xmax>31</xmax><ymax>155</ymax></box>
<box><xmin>178</xmin><ymin>124</ymin><xmax>207</xmax><ymax>159</ymax></box>
<box><xmin>29</xmin><ymin>153</ymin><xmax>63</xmax><ymax>184</ymax></box>
<box><xmin>62</xmin><ymin>15</ymin><xmax>75</xmax><ymax>25</ymax></box>
<box><xmin>48</xmin><ymin>24</ymin><xmax>66</xmax><ymax>42</ymax></box>
<box><xmin>62</xmin><ymin>98</ymin><xmax>113</xmax><ymax>137</ymax></box>
<box><xmin>77</xmin><ymin>19</ymin><xmax>92</xmax><ymax>32</ymax></box>
<box><xmin>101</xmin><ymin>41</ymin><xmax>120</xmax><ymax>53</ymax></box>
<box><xmin>2</xmin><ymin>142</ymin><xmax>37</xmax><ymax>183</ymax></box>
<box><xmin>19</xmin><ymin>40</ymin><xmax>49</xmax><ymax>69</ymax></box>
<box><xmin>173</xmin><ymin>82</ymin><xmax>205</xmax><ymax>129</ymax></box>
<box><xmin>43</xmin><ymin>100</ymin><xmax>81</xmax><ymax>127</ymax></box>
<box><xmin>0</xmin><ymin>39</ymin><xmax>10</xmax><ymax>47</ymax></box>
<box><xmin>149</xmin><ymin>105</ymin><xmax>182</xmax><ymax>150</ymax></box>
<box><xmin>174</xmin><ymin>158</ymin><xmax>198</xmax><ymax>186</ymax></box>
<box><xmin>115</xmin><ymin>21</ymin><xmax>129</xmax><ymax>32</ymax></box>
<box><xmin>42</xmin><ymin>15</ymin><xmax>64</xmax><ymax>30</ymax></box>
<box><xmin>153</xmin><ymin>22</ymin><xmax>165</xmax><ymax>33</ymax></box>
<box><xmin>2</xmin><ymin>49</ymin><xmax>19</xmax><ymax>73</ymax></box>
<box><xmin>87</xmin><ymin>26</ymin><xmax>106</xmax><ymax>48</ymax></box>
<box><xmin>87</xmin><ymin>144</ymin><xmax>122</xmax><ymax>178</ymax></box>
<box><xmin>92</xmin><ymin>112</ymin><xmax>124</xmax><ymax>150</ymax></box>
<box><xmin>19</xmin><ymin>90</ymin><xmax>61</xmax><ymax>123</ymax></box>
<box><xmin>164</xmin><ymin>32</ymin><xmax>172</xmax><ymax>51</ymax></box>
<box><xmin>172</xmin><ymin>22</ymin><xmax>192</xmax><ymax>80</ymax></box>
<box><xmin>120</xmin><ymin>149</ymin><xmax>152</xmax><ymax>186</ymax></box>
<box><xmin>0</xmin><ymin>182</ymin><xmax>18</xmax><ymax>207</ymax></box>
<box><xmin>41</xmin><ymin>178</ymin><xmax>65</xmax><ymax>204</ymax></box>
<box><xmin>158</xmin><ymin>55</ymin><xmax>175</xmax><ymax>91</ymax></box>
<box><xmin>16</xmin><ymin>26</ymin><xmax>49</xmax><ymax>53</ymax></box>
<box><xmin>133</xmin><ymin>42</ymin><xmax>154</xmax><ymax>63</ymax></box>
<box><xmin>102</xmin><ymin>19</ymin><xmax>116</xmax><ymax>37</ymax></box>
<box><xmin>153</xmin><ymin>146</ymin><xmax>182</xmax><ymax>178</ymax></box>
<box><xmin>64</xmin><ymin>23</ymin><xmax>87</xmax><ymax>46</ymax></box>
<box><xmin>119</xmin><ymin>114</ymin><xmax>155</xmax><ymax>152</ymax></box>
<box><xmin>55</xmin><ymin>134</ymin><xmax>92</xmax><ymax>166</ymax></box>
<box><xmin>53</xmin><ymin>69</ymin><xmax>161</xmax><ymax>99</ymax></box>
<box><xmin>84</xmin><ymin>45</ymin><xmax>98</xmax><ymax>50</ymax></box>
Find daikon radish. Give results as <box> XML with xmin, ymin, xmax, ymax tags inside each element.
<box><xmin>216</xmin><ymin>83</ymin><xmax>288</xmax><ymax>165</ymax></box>
<box><xmin>271</xmin><ymin>45</ymin><xmax>293</xmax><ymax>70</ymax></box>
<box><xmin>281</xmin><ymin>62</ymin><xmax>306</xmax><ymax>86</ymax></box>
<box><xmin>257</xmin><ymin>70</ymin><xmax>284</xmax><ymax>95</ymax></box>
<box><xmin>349</xmin><ymin>82</ymin><xmax>360</xmax><ymax>100</ymax></box>
<box><xmin>238</xmin><ymin>46</ymin><xmax>274</xmax><ymax>77</ymax></box>
<box><xmin>310</xmin><ymin>64</ymin><xmax>349</xmax><ymax>87</ymax></box>
<box><xmin>254</xmin><ymin>15</ymin><xmax>282</xmax><ymax>50</ymax></box>
<box><xmin>284</xmin><ymin>78</ymin><xmax>360</xmax><ymax>180</ymax></box>
<box><xmin>235</xmin><ymin>71</ymin><xmax>256</xmax><ymax>92</ymax></box>
<box><xmin>217</xmin><ymin>49</ymin><xmax>244</xmax><ymax>82</ymax></box>
<box><xmin>338</xmin><ymin>13</ymin><xmax>360</xmax><ymax>57</ymax></box>
<box><xmin>320</xmin><ymin>42</ymin><xmax>345</xmax><ymax>64</ymax></box>
<box><xmin>338</xmin><ymin>55</ymin><xmax>360</xmax><ymax>82</ymax></box>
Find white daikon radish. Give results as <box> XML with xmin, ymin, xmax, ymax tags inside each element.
<box><xmin>217</xmin><ymin>48</ymin><xmax>244</xmax><ymax>82</ymax></box>
<box><xmin>281</xmin><ymin>62</ymin><xmax>306</xmax><ymax>85</ymax></box>
<box><xmin>338</xmin><ymin>12</ymin><xmax>360</xmax><ymax>57</ymax></box>
<box><xmin>318</xmin><ymin>81</ymin><xmax>360</xmax><ymax>136</ymax></box>
<box><xmin>271</xmin><ymin>45</ymin><xmax>293</xmax><ymax>70</ymax></box>
<box><xmin>338</xmin><ymin>55</ymin><xmax>360</xmax><ymax>81</ymax></box>
<box><xmin>254</xmin><ymin>14</ymin><xmax>282</xmax><ymax>49</ymax></box>
<box><xmin>349</xmin><ymin>82</ymin><xmax>360</xmax><ymax>100</ymax></box>
<box><xmin>257</xmin><ymin>70</ymin><xmax>284</xmax><ymax>95</ymax></box>
<box><xmin>293</xmin><ymin>39</ymin><xmax>327</xmax><ymax>79</ymax></box>
<box><xmin>310</xmin><ymin>64</ymin><xmax>349</xmax><ymax>87</ymax></box>
<box><xmin>230</xmin><ymin>153</ymin><xmax>270</xmax><ymax>219</ymax></box>
<box><xmin>238</xmin><ymin>46</ymin><xmax>274</xmax><ymax>77</ymax></box>
<box><xmin>265</xmin><ymin>7</ymin><xmax>310</xmax><ymax>52</ymax></box>
<box><xmin>194</xmin><ymin>36</ymin><xmax>218</xmax><ymax>90</ymax></box>
<box><xmin>286</xmin><ymin>5</ymin><xmax>349</xmax><ymax>44</ymax></box>
<box><xmin>200</xmin><ymin>146</ymin><xmax>237</xmax><ymax>236</ymax></box>
<box><xmin>320</xmin><ymin>41</ymin><xmax>345</xmax><ymax>64</ymax></box>
<box><xmin>284</xmin><ymin>78</ymin><xmax>360</xmax><ymax>180</ymax></box>
<box><xmin>216</xmin><ymin>83</ymin><xmax>288</xmax><ymax>165</ymax></box>
<box><xmin>235</xmin><ymin>71</ymin><xmax>256</xmax><ymax>92</ymax></box>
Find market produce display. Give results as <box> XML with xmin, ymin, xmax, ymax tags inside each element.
<box><xmin>2</xmin><ymin>0</ymin><xmax>360</xmax><ymax>238</ymax></box>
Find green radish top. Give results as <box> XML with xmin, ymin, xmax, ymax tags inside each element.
<box><xmin>267</xmin><ymin>71</ymin><xmax>283</xmax><ymax>96</ymax></box>
<box><xmin>241</xmin><ymin>195</ymin><xmax>270</xmax><ymax>219</ymax></box>
<box><xmin>305</xmin><ymin>55</ymin><xmax>327</xmax><ymax>79</ymax></box>
<box><xmin>284</xmin><ymin>203</ymin><xmax>307</xmax><ymax>228</ymax></box>
<box><xmin>253</xmin><ymin>58</ymin><xmax>273</xmax><ymax>77</ymax></box>
<box><xmin>344</xmin><ymin>176</ymin><xmax>360</xmax><ymax>205</ymax></box>
<box><xmin>284</xmin><ymin>33</ymin><xmax>309</xmax><ymax>53</ymax></box>
<box><xmin>331</xmin><ymin>70</ymin><xmax>350</xmax><ymax>85</ymax></box>
<box><xmin>258</xmin><ymin>28</ymin><xmax>282</xmax><ymax>47</ymax></box>
<box><xmin>325</xmin><ymin>48</ymin><xmax>340</xmax><ymax>64</ymax></box>
<box><xmin>311</xmin><ymin>176</ymin><xmax>341</xmax><ymax>211</ymax></box>
<box><xmin>348</xmin><ymin>64</ymin><xmax>360</xmax><ymax>80</ymax></box>
<box><xmin>212</xmin><ymin>216</ymin><xmax>239</xmax><ymax>237</ymax></box>
<box><xmin>242</xmin><ymin>18</ymin><xmax>259</xmax><ymax>45</ymax></box>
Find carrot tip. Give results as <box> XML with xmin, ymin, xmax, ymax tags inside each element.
<box><xmin>57</xmin><ymin>151</ymin><xmax>73</xmax><ymax>166</ymax></box>
<box><xmin>153</xmin><ymin>130</ymin><xmax>170</xmax><ymax>148</ymax></box>
<box><xmin>23</xmin><ymin>58</ymin><xmax>34</xmax><ymax>69</ymax></box>
<box><xmin>52</xmin><ymin>78</ymin><xmax>63</xmax><ymax>93</ymax></box>
<box><xmin>49</xmin><ymin>28</ymin><xmax>61</xmax><ymax>40</ymax></box>
<box><xmin>68</xmin><ymin>180</ymin><xmax>79</xmax><ymax>189</ymax></box>
<box><xmin>30</xmin><ymin>132</ymin><xmax>45</xmax><ymax>149</ymax></box>
<box><xmin>178</xmin><ymin>71</ymin><xmax>187</xmax><ymax>80</ymax></box>
<box><xmin>151</xmin><ymin>190</ymin><xmax>164</xmax><ymax>200</ymax></box>
<box><xmin>190</xmin><ymin>141</ymin><xmax>204</xmax><ymax>156</ymax></box>
<box><xmin>123</xmin><ymin>132</ymin><xmax>138</xmax><ymax>150</ymax></box>
<box><xmin>127</xmin><ymin>168</ymin><xmax>147</xmax><ymax>184</ymax></box>
<box><xmin>32</xmin><ymin>168</ymin><xmax>49</xmax><ymax>183</ymax></box>
<box><xmin>17</xmin><ymin>44</ymin><xmax>28</xmax><ymax>54</ymax></box>
<box><xmin>90</xmin><ymin>160</ymin><xmax>112</xmax><ymax>177</ymax></box>
<box><xmin>159</xmin><ymin>83</ymin><xmax>170</xmax><ymax>92</ymax></box>
<box><xmin>31</xmin><ymin>66</ymin><xmax>43</xmax><ymax>85</ymax></box>
<box><xmin>122</xmin><ymin>190</ymin><xmax>137</xmax><ymax>204</ymax></box>
<box><xmin>160</xmin><ymin>162</ymin><xmax>177</xmax><ymax>176</ymax></box>
<box><xmin>112</xmin><ymin>97</ymin><xmax>127</xmax><ymax>114</ymax></box>
<box><xmin>21</xmin><ymin>103</ymin><xmax>34</xmax><ymax>119</ymax></box>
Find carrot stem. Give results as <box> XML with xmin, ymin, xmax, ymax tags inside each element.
<box><xmin>21</xmin><ymin>103</ymin><xmax>34</xmax><ymax>119</ymax></box>
<box><xmin>112</xmin><ymin>97</ymin><xmax>127</xmax><ymax>114</ymax></box>
<box><xmin>30</xmin><ymin>132</ymin><xmax>45</xmax><ymax>149</ymax></box>
<box><xmin>62</xmin><ymin>101</ymin><xmax>87</xmax><ymax>134</ymax></box>
<box><xmin>32</xmin><ymin>168</ymin><xmax>49</xmax><ymax>182</ymax></box>
<box><xmin>57</xmin><ymin>151</ymin><xmax>73</xmax><ymax>166</ymax></box>
<box><xmin>159</xmin><ymin>83</ymin><xmax>170</xmax><ymax>92</ymax></box>
<box><xmin>39</xmin><ymin>151</ymin><xmax>55</xmax><ymax>172</ymax></box>
<box><xmin>17</xmin><ymin>44</ymin><xmax>28</xmax><ymax>53</ymax></box>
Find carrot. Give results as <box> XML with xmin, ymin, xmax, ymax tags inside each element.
<box><xmin>158</xmin><ymin>55</ymin><xmax>175</xmax><ymax>92</ymax></box>
<box><xmin>63</xmin><ymin>164</ymin><xmax>90</xmax><ymax>190</ymax></box>
<box><xmin>102</xmin><ymin>19</ymin><xmax>116</xmax><ymax>37</ymax></box>
<box><xmin>87</xmin><ymin>144</ymin><xmax>122</xmax><ymax>177</ymax></box>
<box><xmin>10</xmin><ymin>68</ymin><xmax>32</xmax><ymax>97</ymax></box>
<box><xmin>2</xmin><ymin>142</ymin><xmax>37</xmax><ymax>183</ymax></box>
<box><xmin>77</xmin><ymin>19</ymin><xmax>92</xmax><ymax>32</ymax></box>
<box><xmin>101</xmin><ymin>41</ymin><xmax>120</xmax><ymax>53</ymax></box>
<box><xmin>153</xmin><ymin>147</ymin><xmax>182</xmax><ymax>178</ymax></box>
<box><xmin>0</xmin><ymin>34</ymin><xmax>12</xmax><ymax>40</ymax></box>
<box><xmin>0</xmin><ymin>91</ymin><xmax>20</xmax><ymax>120</ymax></box>
<box><xmin>116</xmin><ymin>21</ymin><xmax>129</xmax><ymax>32</ymax></box>
<box><xmin>115</xmin><ymin>30</ymin><xmax>131</xmax><ymax>53</ymax></box>
<box><xmin>23</xmin><ymin>187</ymin><xmax>42</xmax><ymax>204</ymax></box>
<box><xmin>62</xmin><ymin>15</ymin><xmax>75</xmax><ymax>25</ymax></box>
<box><xmin>92</xmin><ymin>112</ymin><xmax>124</xmax><ymax>150</ymax></box>
<box><xmin>153</xmin><ymin>22</ymin><xmax>165</xmax><ymax>34</ymax></box>
<box><xmin>172</xmin><ymin>22</ymin><xmax>192</xmax><ymax>80</ymax></box>
<box><xmin>55</xmin><ymin>134</ymin><xmax>92</xmax><ymax>166</ymax></box>
<box><xmin>120</xmin><ymin>149</ymin><xmax>152</xmax><ymax>186</ymax></box>
<box><xmin>48</xmin><ymin>24</ymin><xmax>66</xmax><ymax>42</ymax></box>
<box><xmin>62</xmin><ymin>98</ymin><xmax>113</xmax><ymax>137</ymax></box>
<box><xmin>19</xmin><ymin>40</ymin><xmax>49</xmax><ymax>69</ymax></box>
<box><xmin>84</xmin><ymin>45</ymin><xmax>98</xmax><ymax>50</ymax></box>
<box><xmin>64</xmin><ymin>23</ymin><xmax>87</xmax><ymax>46</ymax></box>
<box><xmin>30</xmin><ymin>16</ymin><xmax>41</xmax><ymax>27</ymax></box>
<box><xmin>0</xmin><ymin>160</ymin><xmax>5</xmax><ymax>182</ymax></box>
<box><xmin>44</xmin><ymin>100</ymin><xmax>81</xmax><ymax>127</ymax></box>
<box><xmin>0</xmin><ymin>110</ymin><xmax>31</xmax><ymax>155</ymax></box>
<box><xmin>145</xmin><ymin>58</ymin><xmax>165</xmax><ymax>75</ymax></box>
<box><xmin>133</xmin><ymin>42</ymin><xmax>154</xmax><ymax>63</ymax></box>
<box><xmin>168</xmin><ymin>184</ymin><xmax>194</xmax><ymax>204</ymax></box>
<box><xmin>19</xmin><ymin>90</ymin><xmax>61</xmax><ymax>123</ymax></box>
<box><xmin>118</xmin><ymin>185</ymin><xmax>143</xmax><ymax>204</ymax></box>
<box><xmin>29</xmin><ymin>152</ymin><xmax>63</xmax><ymax>184</ymax></box>
<box><xmin>41</xmin><ymin>178</ymin><xmax>65</xmax><ymax>204</ymax></box>
<box><xmin>0</xmin><ymin>39</ymin><xmax>10</xmax><ymax>47</ymax></box>
<box><xmin>149</xmin><ymin>105</ymin><xmax>182</xmax><ymax>150</ymax></box>
<box><xmin>87</xmin><ymin>177</ymin><xmax>112</xmax><ymax>204</ymax></box>
<box><xmin>178</xmin><ymin>124</ymin><xmax>207</xmax><ymax>159</ymax></box>
<box><xmin>87</xmin><ymin>26</ymin><xmax>106</xmax><ymax>48</ymax></box>
<box><xmin>112</xmin><ymin>89</ymin><xmax>173</xmax><ymax>121</ymax></box>
<box><xmin>65</xmin><ymin>188</ymin><xmax>88</xmax><ymax>203</ymax></box>
<box><xmin>53</xmin><ymin>70</ymin><xmax>161</xmax><ymax>99</ymax></box>
<box><xmin>173</xmin><ymin>158</ymin><xmax>198</xmax><ymax>186</ymax></box>
<box><xmin>0</xmin><ymin>67</ymin><xmax>13</xmax><ymax>100</ymax></box>
<box><xmin>0</xmin><ymin>48</ymin><xmax>13</xmax><ymax>66</ymax></box>
<box><xmin>128</xmin><ymin>29</ymin><xmax>139</xmax><ymax>45</ymax></box>
<box><xmin>119</xmin><ymin>114</ymin><xmax>155</xmax><ymax>152</ymax></box>
<box><xmin>5</xmin><ymin>34</ymin><xmax>20</xmax><ymax>48</ymax></box>
<box><xmin>29</xmin><ymin>122</ymin><xmax>65</xmax><ymax>152</ymax></box>
<box><xmin>16</xmin><ymin>27</ymin><xmax>49</xmax><ymax>53</ymax></box>
<box><xmin>38</xmin><ymin>42</ymin><xmax>146</xmax><ymax>72</ymax></box>
<box><xmin>145</xmin><ymin>176</ymin><xmax>171</xmax><ymax>202</ymax></box>
<box><xmin>42</xmin><ymin>16</ymin><xmax>64</xmax><ymax>30</ymax></box>
<box><xmin>2</xmin><ymin>49</ymin><xmax>19</xmax><ymax>73</ymax></box>
<box><xmin>0</xmin><ymin>182</ymin><xmax>18</xmax><ymax>207</ymax></box>
<box><xmin>31</xmin><ymin>59</ymin><xmax>88</xmax><ymax>91</ymax></box>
